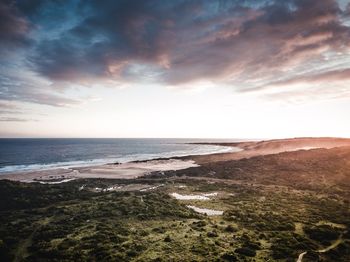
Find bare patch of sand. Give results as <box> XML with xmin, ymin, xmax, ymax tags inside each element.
<box><xmin>140</xmin><ymin>184</ymin><xmax>164</xmax><ymax>192</ymax></box>
<box><xmin>38</xmin><ymin>178</ymin><xmax>76</xmax><ymax>184</ymax></box>
<box><xmin>170</xmin><ymin>192</ymin><xmax>218</xmax><ymax>200</ymax></box>
<box><xmin>186</xmin><ymin>205</ymin><xmax>223</xmax><ymax>216</ymax></box>
<box><xmin>170</xmin><ymin>193</ymin><xmax>210</xmax><ymax>200</ymax></box>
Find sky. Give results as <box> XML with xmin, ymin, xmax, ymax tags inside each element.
<box><xmin>0</xmin><ymin>0</ymin><xmax>350</xmax><ymax>138</ymax></box>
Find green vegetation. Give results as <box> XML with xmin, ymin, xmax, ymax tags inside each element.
<box><xmin>0</xmin><ymin>177</ymin><xmax>349</xmax><ymax>262</ymax></box>
<box><xmin>1</xmin><ymin>147</ymin><xmax>350</xmax><ymax>261</ymax></box>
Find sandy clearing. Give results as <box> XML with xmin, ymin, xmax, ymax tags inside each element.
<box><xmin>170</xmin><ymin>193</ymin><xmax>211</xmax><ymax>200</ymax></box>
<box><xmin>186</xmin><ymin>205</ymin><xmax>224</xmax><ymax>216</ymax></box>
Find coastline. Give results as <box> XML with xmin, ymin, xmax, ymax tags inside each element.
<box><xmin>0</xmin><ymin>159</ymin><xmax>199</xmax><ymax>183</ymax></box>
<box><xmin>2</xmin><ymin>137</ymin><xmax>350</xmax><ymax>183</ymax></box>
<box><xmin>1</xmin><ymin>138</ymin><xmax>350</xmax><ymax>261</ymax></box>
<box><xmin>184</xmin><ymin>137</ymin><xmax>350</xmax><ymax>164</ymax></box>
<box><xmin>0</xmin><ymin>142</ymin><xmax>240</xmax><ymax>176</ymax></box>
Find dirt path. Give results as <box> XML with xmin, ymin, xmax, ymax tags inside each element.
<box><xmin>14</xmin><ymin>235</ymin><xmax>33</xmax><ymax>262</ymax></box>
<box><xmin>317</xmin><ymin>235</ymin><xmax>343</xmax><ymax>253</ymax></box>
<box><xmin>297</xmin><ymin>251</ymin><xmax>307</xmax><ymax>262</ymax></box>
<box><xmin>297</xmin><ymin>234</ymin><xmax>344</xmax><ymax>262</ymax></box>
<box><xmin>13</xmin><ymin>217</ymin><xmax>51</xmax><ymax>262</ymax></box>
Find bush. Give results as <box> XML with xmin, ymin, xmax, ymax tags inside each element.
<box><xmin>164</xmin><ymin>235</ymin><xmax>172</xmax><ymax>242</ymax></box>
<box><xmin>221</xmin><ymin>252</ymin><xmax>238</xmax><ymax>261</ymax></box>
<box><xmin>271</xmin><ymin>246</ymin><xmax>294</xmax><ymax>259</ymax></box>
<box><xmin>243</xmin><ymin>241</ymin><xmax>261</xmax><ymax>250</ymax></box>
<box><xmin>152</xmin><ymin>227</ymin><xmax>166</xmax><ymax>233</ymax></box>
<box><xmin>0</xmin><ymin>240</ymin><xmax>13</xmax><ymax>261</ymax></box>
<box><xmin>207</xmin><ymin>231</ymin><xmax>218</xmax><ymax>238</ymax></box>
<box><xmin>304</xmin><ymin>225</ymin><xmax>339</xmax><ymax>245</ymax></box>
<box><xmin>235</xmin><ymin>247</ymin><xmax>256</xmax><ymax>257</ymax></box>
<box><xmin>224</xmin><ymin>225</ymin><xmax>237</xmax><ymax>232</ymax></box>
<box><xmin>303</xmin><ymin>251</ymin><xmax>320</xmax><ymax>261</ymax></box>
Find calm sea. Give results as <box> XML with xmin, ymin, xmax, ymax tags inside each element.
<box><xmin>0</xmin><ymin>138</ymin><xmax>239</xmax><ymax>173</ymax></box>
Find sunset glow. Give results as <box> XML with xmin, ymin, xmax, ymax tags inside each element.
<box><xmin>1</xmin><ymin>0</ymin><xmax>350</xmax><ymax>138</ymax></box>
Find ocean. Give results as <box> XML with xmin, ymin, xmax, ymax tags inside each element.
<box><xmin>0</xmin><ymin>138</ymin><xmax>239</xmax><ymax>173</ymax></box>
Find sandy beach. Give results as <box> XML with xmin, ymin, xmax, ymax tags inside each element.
<box><xmin>0</xmin><ymin>159</ymin><xmax>199</xmax><ymax>182</ymax></box>
<box><xmin>2</xmin><ymin>137</ymin><xmax>350</xmax><ymax>183</ymax></box>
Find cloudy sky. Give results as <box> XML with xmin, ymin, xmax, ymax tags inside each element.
<box><xmin>1</xmin><ymin>0</ymin><xmax>350</xmax><ymax>138</ymax></box>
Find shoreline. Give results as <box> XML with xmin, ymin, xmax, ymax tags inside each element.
<box><xmin>0</xmin><ymin>159</ymin><xmax>200</xmax><ymax>183</ymax></box>
<box><xmin>2</xmin><ymin>137</ymin><xmax>350</xmax><ymax>183</ymax></box>
<box><xmin>0</xmin><ymin>143</ymin><xmax>237</xmax><ymax>175</ymax></box>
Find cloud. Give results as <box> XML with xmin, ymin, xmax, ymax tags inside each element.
<box><xmin>0</xmin><ymin>0</ymin><xmax>31</xmax><ymax>51</ymax></box>
<box><xmin>243</xmin><ymin>67</ymin><xmax>350</xmax><ymax>93</ymax></box>
<box><xmin>254</xmin><ymin>68</ymin><xmax>350</xmax><ymax>103</ymax></box>
<box><xmin>0</xmin><ymin>117</ymin><xmax>37</xmax><ymax>122</ymax></box>
<box><xmin>0</xmin><ymin>100</ymin><xmax>22</xmax><ymax>114</ymax></box>
<box><xmin>262</xmin><ymin>83</ymin><xmax>350</xmax><ymax>104</ymax></box>
<box><xmin>274</xmin><ymin>68</ymin><xmax>350</xmax><ymax>85</ymax></box>
<box><xmin>161</xmin><ymin>0</ymin><xmax>350</xmax><ymax>86</ymax></box>
<box><xmin>0</xmin><ymin>0</ymin><xmax>350</xmax><ymax>103</ymax></box>
<box><xmin>0</xmin><ymin>63</ymin><xmax>82</xmax><ymax>107</ymax></box>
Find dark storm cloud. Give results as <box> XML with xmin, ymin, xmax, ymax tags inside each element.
<box><xmin>1</xmin><ymin>0</ymin><xmax>350</xmax><ymax>104</ymax></box>
<box><xmin>0</xmin><ymin>0</ymin><xmax>31</xmax><ymax>50</ymax></box>
<box><xmin>32</xmin><ymin>0</ymin><xmax>350</xmax><ymax>84</ymax></box>
<box><xmin>162</xmin><ymin>0</ymin><xmax>350</xmax><ymax>86</ymax></box>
